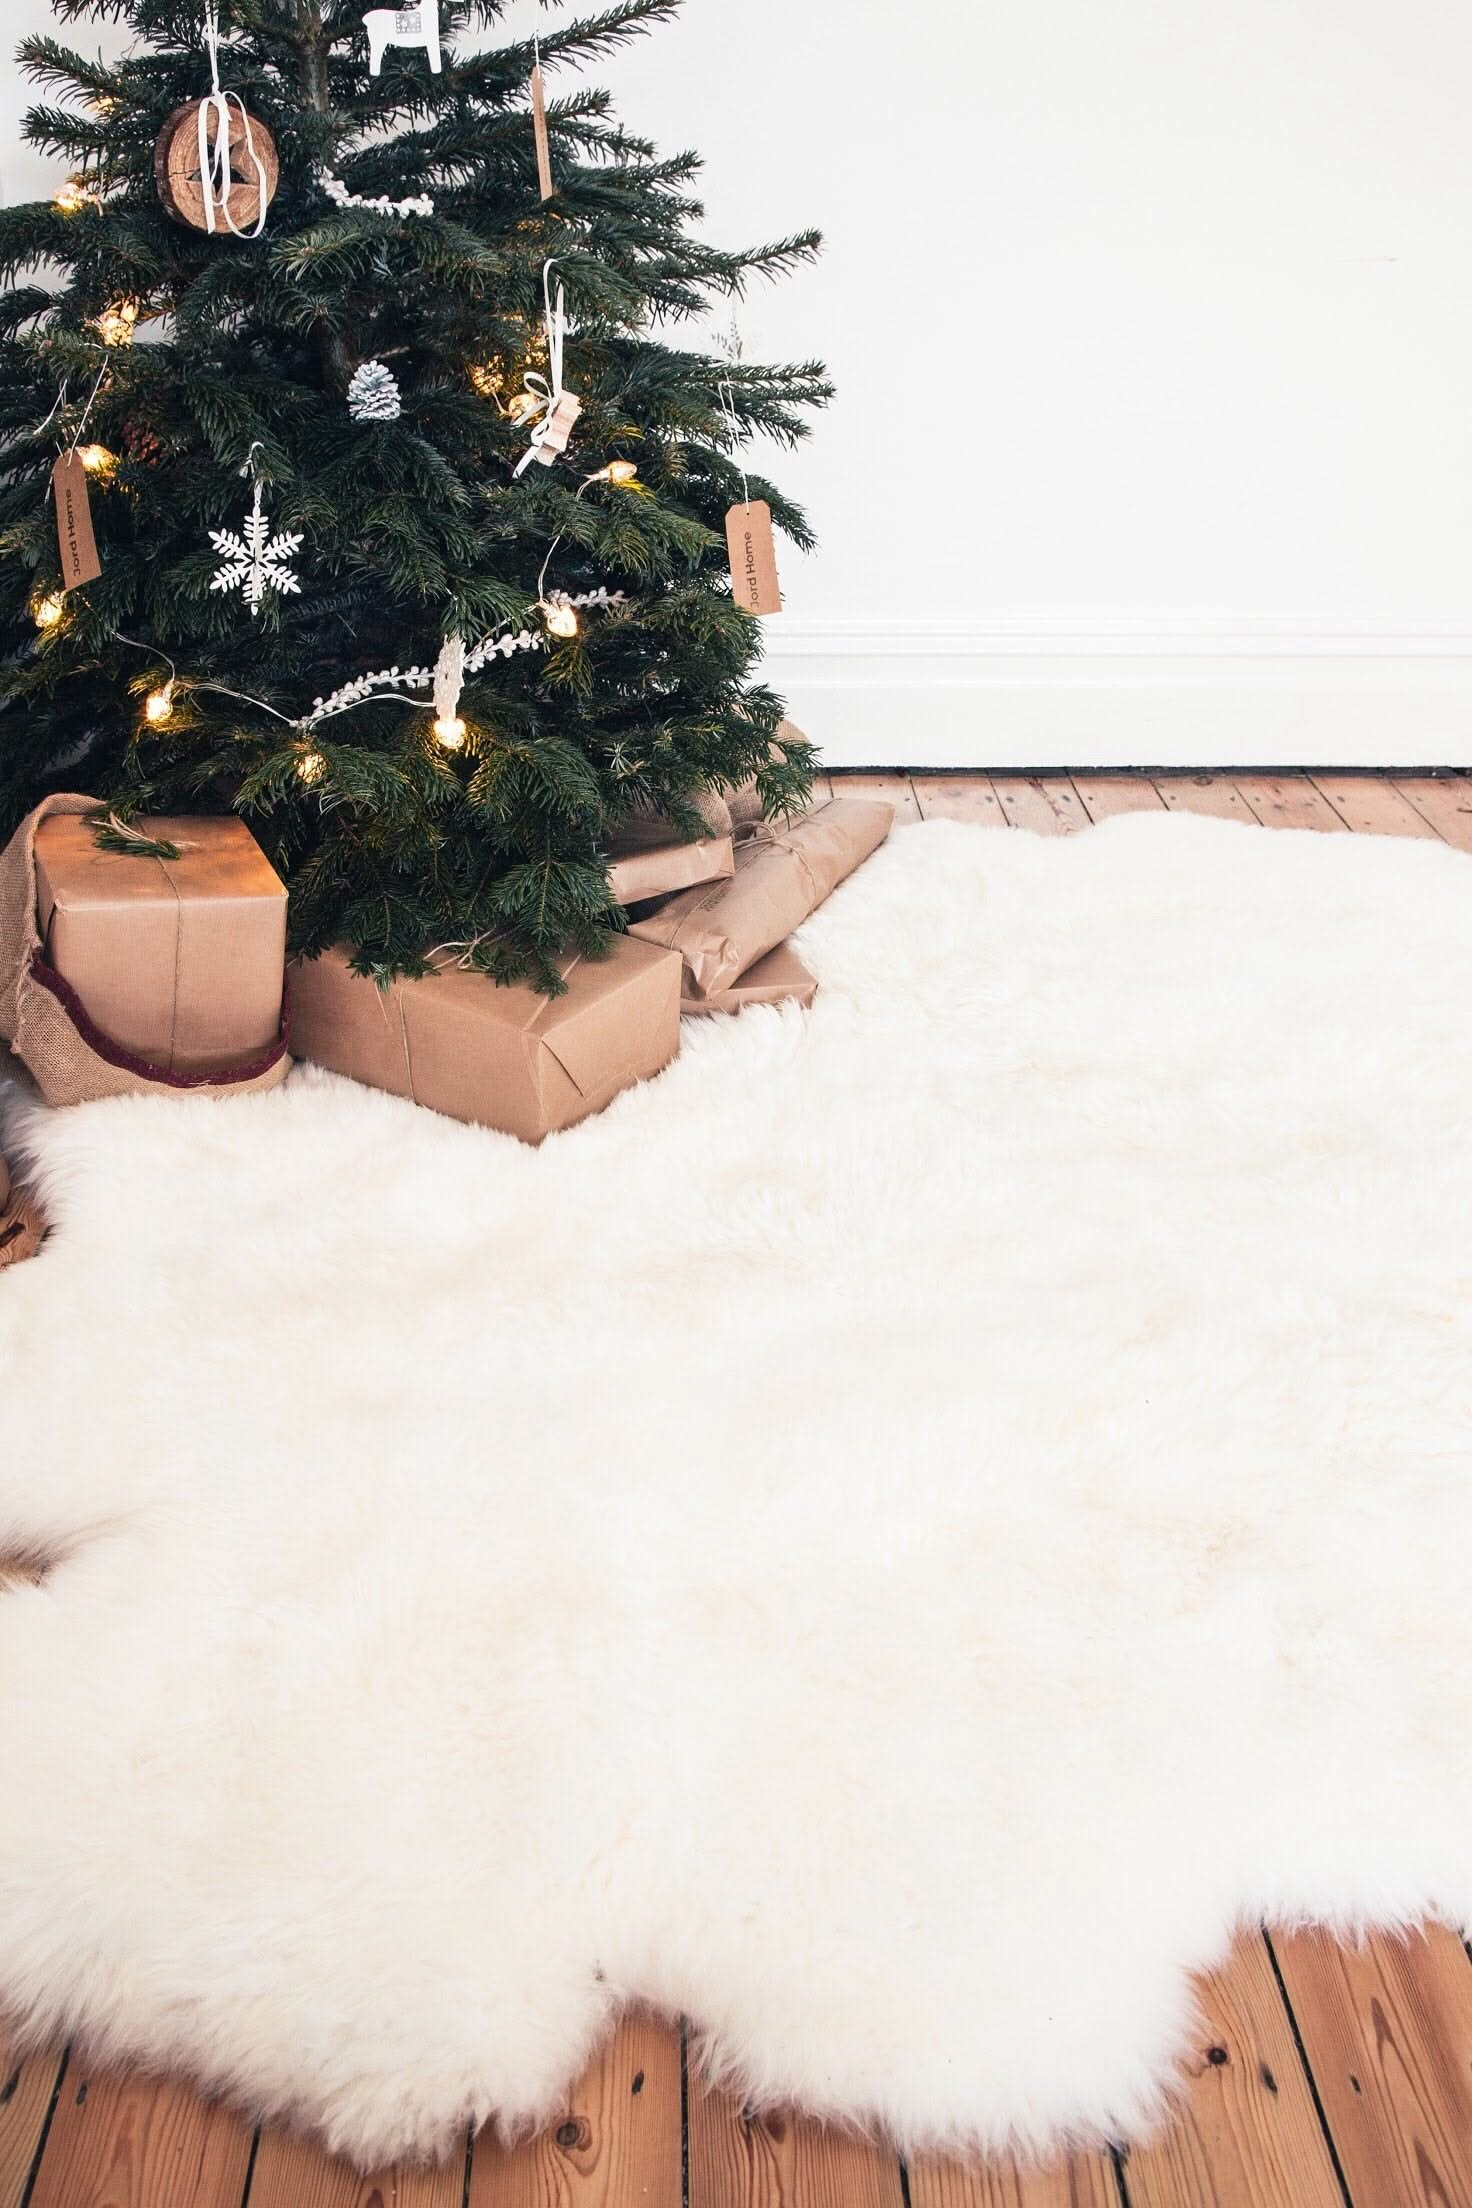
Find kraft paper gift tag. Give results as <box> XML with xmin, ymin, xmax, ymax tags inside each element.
<box><xmin>530</xmin><ymin>61</ymin><xmax>554</xmax><ymax>200</ymax></box>
<box><xmin>726</xmin><ymin>499</ymin><xmax>781</xmax><ymax>615</ymax></box>
<box><xmin>52</xmin><ymin>451</ymin><xmax>102</xmax><ymax>590</ymax></box>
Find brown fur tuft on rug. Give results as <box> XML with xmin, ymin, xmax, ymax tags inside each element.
<box><xmin>0</xmin><ymin>1155</ymin><xmax>47</xmax><ymax>1269</ymax></box>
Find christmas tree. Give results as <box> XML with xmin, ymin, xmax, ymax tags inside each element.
<box><xmin>0</xmin><ymin>0</ymin><xmax>828</xmax><ymax>989</ymax></box>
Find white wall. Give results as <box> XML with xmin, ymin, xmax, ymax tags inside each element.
<box><xmin>9</xmin><ymin>0</ymin><xmax>1472</xmax><ymax>765</ymax></box>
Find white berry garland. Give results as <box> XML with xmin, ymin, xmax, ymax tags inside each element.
<box><xmin>322</xmin><ymin>171</ymin><xmax>435</xmax><ymax>220</ymax></box>
<box><xmin>304</xmin><ymin>589</ymin><xmax>627</xmax><ymax>727</ymax></box>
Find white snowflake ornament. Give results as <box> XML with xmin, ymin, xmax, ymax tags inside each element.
<box><xmin>348</xmin><ymin>360</ymin><xmax>402</xmax><ymax>422</ymax></box>
<box><xmin>209</xmin><ymin>463</ymin><xmax>302</xmax><ymax>618</ymax></box>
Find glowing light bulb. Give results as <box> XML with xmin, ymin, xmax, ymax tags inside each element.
<box><xmin>54</xmin><ymin>179</ymin><xmax>94</xmax><ymax>215</ymax></box>
<box><xmin>542</xmin><ymin>601</ymin><xmax>579</xmax><ymax>640</ymax></box>
<box><xmin>33</xmin><ymin>592</ymin><xmax>65</xmax><ymax>631</ymax></box>
<box><xmin>143</xmin><ymin>684</ymin><xmax>174</xmax><ymax>726</ymax></box>
<box><xmin>79</xmin><ymin>444</ymin><xmax>117</xmax><ymax>477</ymax></box>
<box><xmin>297</xmin><ymin>749</ymin><xmax>326</xmax><ymax>785</ymax></box>
<box><xmin>469</xmin><ymin>362</ymin><xmax>504</xmax><ymax>399</ymax></box>
<box><xmin>433</xmin><ymin>715</ymin><xmax>466</xmax><ymax>749</ymax></box>
<box><xmin>95</xmin><ymin>301</ymin><xmax>138</xmax><ymax>347</ymax></box>
<box><xmin>605</xmin><ymin>460</ymin><xmax>639</xmax><ymax>485</ymax></box>
<box><xmin>508</xmin><ymin>391</ymin><xmax>542</xmax><ymax>426</ymax></box>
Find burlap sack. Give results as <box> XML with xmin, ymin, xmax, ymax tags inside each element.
<box><xmin>0</xmin><ymin>794</ymin><xmax>290</xmax><ymax>1107</ymax></box>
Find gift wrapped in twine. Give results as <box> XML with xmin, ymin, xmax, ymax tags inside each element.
<box><xmin>0</xmin><ymin>793</ymin><xmax>290</xmax><ymax>1107</ymax></box>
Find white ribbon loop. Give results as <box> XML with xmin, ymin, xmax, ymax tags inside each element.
<box><xmin>717</xmin><ymin>376</ymin><xmax>751</xmax><ymax>510</ymax></box>
<box><xmin>513</xmin><ymin>261</ymin><xmax>578</xmax><ymax>477</ymax></box>
<box><xmin>197</xmin><ymin>4</ymin><xmax>269</xmax><ymax>239</ymax></box>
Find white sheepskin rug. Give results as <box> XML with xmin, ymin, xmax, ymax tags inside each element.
<box><xmin>2</xmin><ymin>812</ymin><xmax>1471</xmax><ymax>2170</ymax></box>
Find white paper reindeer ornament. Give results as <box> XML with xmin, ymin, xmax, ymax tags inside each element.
<box><xmin>363</xmin><ymin>5</ymin><xmax>442</xmax><ymax>76</ymax></box>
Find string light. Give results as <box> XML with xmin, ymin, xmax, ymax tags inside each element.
<box><xmin>507</xmin><ymin>390</ymin><xmax>542</xmax><ymax>426</ymax></box>
<box><xmin>143</xmin><ymin>682</ymin><xmax>175</xmax><ymax>726</ymax></box>
<box><xmin>32</xmin><ymin>591</ymin><xmax>65</xmax><ymax>631</ymax></box>
<box><xmin>296</xmin><ymin>748</ymin><xmax>326</xmax><ymax>785</ymax></box>
<box><xmin>78</xmin><ymin>444</ymin><xmax>117</xmax><ymax>477</ymax></box>
<box><xmin>432</xmin><ymin>715</ymin><xmax>467</xmax><ymax>749</ymax></box>
<box><xmin>54</xmin><ymin>179</ymin><xmax>97</xmax><ymax>215</ymax></box>
<box><xmin>603</xmin><ymin>460</ymin><xmax>639</xmax><ymax>485</ymax></box>
<box><xmin>95</xmin><ymin>301</ymin><xmax>138</xmax><ymax>348</ymax></box>
<box><xmin>469</xmin><ymin>363</ymin><xmax>504</xmax><ymax>399</ymax></box>
<box><xmin>541</xmin><ymin>600</ymin><xmax>579</xmax><ymax>640</ymax></box>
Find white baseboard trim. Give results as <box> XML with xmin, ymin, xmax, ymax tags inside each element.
<box><xmin>758</xmin><ymin>623</ymin><xmax>1472</xmax><ymax>769</ymax></box>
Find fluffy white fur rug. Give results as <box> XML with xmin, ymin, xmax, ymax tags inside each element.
<box><xmin>2</xmin><ymin>812</ymin><xmax>1471</xmax><ymax>2169</ymax></box>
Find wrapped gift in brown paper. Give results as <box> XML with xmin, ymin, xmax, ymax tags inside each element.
<box><xmin>289</xmin><ymin>934</ymin><xmax>681</xmax><ymax>1144</ymax></box>
<box><xmin>681</xmin><ymin>940</ymin><xmax>818</xmax><ymax>1017</ymax></box>
<box><xmin>32</xmin><ymin>811</ymin><xmax>287</xmax><ymax>1079</ymax></box>
<box><xmin>0</xmin><ymin>797</ymin><xmax>289</xmax><ymax>1104</ymax></box>
<box><xmin>628</xmin><ymin>795</ymin><xmax>892</xmax><ymax>1000</ymax></box>
<box><xmin>606</xmin><ymin>817</ymin><xmax>735</xmax><ymax>908</ymax></box>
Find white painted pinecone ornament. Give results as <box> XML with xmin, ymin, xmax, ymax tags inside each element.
<box><xmin>347</xmin><ymin>360</ymin><xmax>402</xmax><ymax>422</ymax></box>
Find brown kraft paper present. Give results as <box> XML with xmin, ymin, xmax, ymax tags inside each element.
<box><xmin>606</xmin><ymin>818</ymin><xmax>735</xmax><ymax>908</ymax></box>
<box><xmin>628</xmin><ymin>795</ymin><xmax>892</xmax><ymax>1000</ymax></box>
<box><xmin>289</xmin><ymin>934</ymin><xmax>681</xmax><ymax>1144</ymax></box>
<box><xmin>680</xmin><ymin>939</ymin><xmax>818</xmax><ymax>1017</ymax></box>
<box><xmin>0</xmin><ymin>794</ymin><xmax>290</xmax><ymax>1107</ymax></box>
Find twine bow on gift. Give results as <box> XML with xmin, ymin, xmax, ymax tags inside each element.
<box><xmin>732</xmin><ymin>814</ymin><xmax>825</xmax><ymax>906</ymax></box>
<box><xmin>197</xmin><ymin>0</ymin><xmax>270</xmax><ymax>238</ymax></box>
<box><xmin>512</xmin><ymin>260</ymin><xmax>571</xmax><ymax>478</ymax></box>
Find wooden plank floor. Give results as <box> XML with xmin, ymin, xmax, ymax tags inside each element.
<box><xmin>4</xmin><ymin>769</ymin><xmax>1471</xmax><ymax>2208</ymax></box>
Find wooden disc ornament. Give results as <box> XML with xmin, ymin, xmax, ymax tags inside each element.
<box><xmin>154</xmin><ymin>99</ymin><xmax>278</xmax><ymax>235</ymax></box>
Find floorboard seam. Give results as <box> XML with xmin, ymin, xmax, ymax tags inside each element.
<box><xmin>1110</xmin><ymin>2140</ymin><xmax>1133</xmax><ymax>2207</ymax></box>
<box><xmin>16</xmin><ymin>2047</ymin><xmax>68</xmax><ymax>2208</ymax></box>
<box><xmin>1262</xmin><ymin>1929</ymin><xmax>1356</xmax><ymax>2208</ymax></box>
<box><xmin>236</xmin><ymin>2125</ymin><xmax>260</xmax><ymax>2208</ymax></box>
<box><xmin>679</xmin><ymin>2017</ymin><xmax>690</xmax><ymax>2208</ymax></box>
